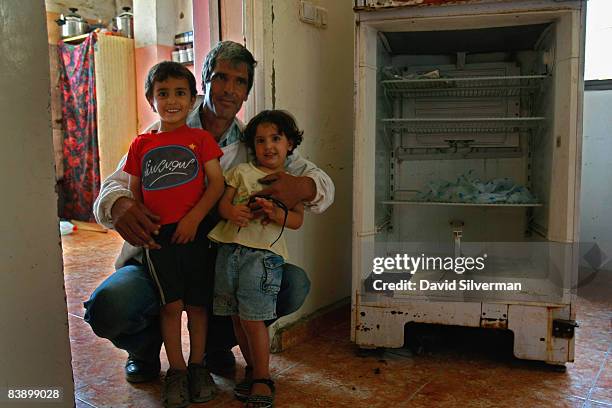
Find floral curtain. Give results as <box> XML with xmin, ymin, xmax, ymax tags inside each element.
<box><xmin>58</xmin><ymin>33</ymin><xmax>100</xmax><ymax>221</ymax></box>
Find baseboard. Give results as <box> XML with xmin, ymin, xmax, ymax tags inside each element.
<box><xmin>270</xmin><ymin>297</ymin><xmax>350</xmax><ymax>353</ymax></box>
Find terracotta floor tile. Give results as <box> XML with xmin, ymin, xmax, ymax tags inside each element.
<box><xmin>68</xmin><ymin>314</ymin><xmax>127</xmax><ymax>390</ymax></box>
<box><xmin>595</xmin><ymin>355</ymin><xmax>612</xmax><ymax>390</ymax></box>
<box><xmin>75</xmin><ymin>397</ymin><xmax>97</xmax><ymax>408</ymax></box>
<box><xmin>275</xmin><ymin>338</ymin><xmax>435</xmax><ymax>407</ymax></box>
<box><xmin>589</xmin><ymin>386</ymin><xmax>612</xmax><ymax>405</ymax></box>
<box><xmin>62</xmin><ymin>231</ymin><xmax>612</xmax><ymax>407</ymax></box>
<box><xmin>62</xmin><ymin>230</ymin><xmax>124</xmax><ymax>317</ymax></box>
<box><xmin>76</xmin><ymin>372</ymin><xmax>163</xmax><ymax>408</ymax></box>
<box><xmin>584</xmin><ymin>400</ymin><xmax>612</xmax><ymax>408</ymax></box>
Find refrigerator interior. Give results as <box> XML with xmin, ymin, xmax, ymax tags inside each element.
<box><xmin>364</xmin><ymin>16</ymin><xmax>580</xmax><ymax>304</ymax></box>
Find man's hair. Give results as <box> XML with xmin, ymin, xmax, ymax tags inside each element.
<box><xmin>243</xmin><ymin>110</ymin><xmax>303</xmax><ymax>156</ymax></box>
<box><xmin>145</xmin><ymin>61</ymin><xmax>197</xmax><ymax>101</ymax></box>
<box><xmin>202</xmin><ymin>41</ymin><xmax>257</xmax><ymax>93</ymax></box>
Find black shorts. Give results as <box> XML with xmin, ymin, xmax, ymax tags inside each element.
<box><xmin>144</xmin><ymin>222</ymin><xmax>215</xmax><ymax>307</ymax></box>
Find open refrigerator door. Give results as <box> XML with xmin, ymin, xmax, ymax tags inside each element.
<box><xmin>352</xmin><ymin>0</ymin><xmax>585</xmax><ymax>366</ymax></box>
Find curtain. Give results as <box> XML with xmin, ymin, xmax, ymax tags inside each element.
<box><xmin>58</xmin><ymin>33</ymin><xmax>100</xmax><ymax>221</ymax></box>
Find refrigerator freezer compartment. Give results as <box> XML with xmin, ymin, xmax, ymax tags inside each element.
<box><xmin>381</xmin><ymin>75</ymin><xmax>548</xmax><ymax>98</ymax></box>
<box><xmin>382</xmin><ymin>117</ymin><xmax>545</xmax><ymax>134</ymax></box>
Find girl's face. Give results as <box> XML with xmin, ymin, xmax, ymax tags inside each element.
<box><xmin>254</xmin><ymin>122</ymin><xmax>293</xmax><ymax>171</ymax></box>
<box><xmin>148</xmin><ymin>76</ymin><xmax>195</xmax><ymax>132</ymax></box>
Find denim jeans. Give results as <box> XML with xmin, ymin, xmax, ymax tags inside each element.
<box><xmin>83</xmin><ymin>256</ymin><xmax>311</xmax><ymax>363</ymax></box>
<box><xmin>214</xmin><ymin>244</ymin><xmax>284</xmax><ymax>321</ymax></box>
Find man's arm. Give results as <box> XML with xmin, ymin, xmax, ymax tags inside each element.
<box><xmin>93</xmin><ymin>154</ymin><xmax>132</xmax><ymax>228</ymax></box>
<box><xmin>93</xmin><ymin>153</ymin><xmax>161</xmax><ymax>248</ymax></box>
<box><xmin>256</xmin><ymin>150</ymin><xmax>335</xmax><ymax>214</ymax></box>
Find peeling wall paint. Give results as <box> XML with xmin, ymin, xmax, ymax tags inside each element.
<box><xmin>261</xmin><ymin>0</ymin><xmax>354</xmax><ymax>324</ymax></box>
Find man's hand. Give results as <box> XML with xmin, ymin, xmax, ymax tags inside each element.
<box><xmin>111</xmin><ymin>197</ymin><xmax>161</xmax><ymax>249</ymax></box>
<box><xmin>256</xmin><ymin>172</ymin><xmax>316</xmax><ymax>210</ymax></box>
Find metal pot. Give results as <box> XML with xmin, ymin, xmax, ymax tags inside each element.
<box><xmin>113</xmin><ymin>7</ymin><xmax>134</xmax><ymax>39</ymax></box>
<box><xmin>55</xmin><ymin>8</ymin><xmax>90</xmax><ymax>39</ymax></box>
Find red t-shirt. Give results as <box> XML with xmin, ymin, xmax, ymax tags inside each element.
<box><xmin>123</xmin><ymin>125</ymin><xmax>223</xmax><ymax>225</ymax></box>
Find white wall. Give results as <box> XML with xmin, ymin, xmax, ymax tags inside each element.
<box><xmin>134</xmin><ymin>0</ymin><xmax>189</xmax><ymax>48</ymax></box>
<box><xmin>579</xmin><ymin>88</ymin><xmax>612</xmax><ymax>270</ymax></box>
<box><xmin>176</xmin><ymin>0</ymin><xmax>194</xmax><ymax>35</ymax></box>
<box><xmin>256</xmin><ymin>0</ymin><xmax>355</xmax><ymax>324</ymax></box>
<box><xmin>0</xmin><ymin>2</ymin><xmax>74</xmax><ymax>407</ymax></box>
<box><xmin>585</xmin><ymin>0</ymin><xmax>612</xmax><ymax>80</ymax></box>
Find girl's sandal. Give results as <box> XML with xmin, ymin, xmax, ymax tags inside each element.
<box><xmin>234</xmin><ymin>366</ymin><xmax>253</xmax><ymax>402</ymax></box>
<box><xmin>244</xmin><ymin>378</ymin><xmax>275</xmax><ymax>408</ymax></box>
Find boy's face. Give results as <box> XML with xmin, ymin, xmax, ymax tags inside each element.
<box><xmin>203</xmin><ymin>59</ymin><xmax>249</xmax><ymax>121</ymax></box>
<box><xmin>254</xmin><ymin>123</ymin><xmax>293</xmax><ymax>171</ymax></box>
<box><xmin>148</xmin><ymin>76</ymin><xmax>195</xmax><ymax>132</ymax></box>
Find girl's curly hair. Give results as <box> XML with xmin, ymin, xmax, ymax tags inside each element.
<box><xmin>243</xmin><ymin>110</ymin><xmax>303</xmax><ymax>156</ymax></box>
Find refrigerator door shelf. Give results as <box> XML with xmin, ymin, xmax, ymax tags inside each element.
<box><xmin>381</xmin><ymin>75</ymin><xmax>549</xmax><ymax>98</ymax></box>
<box><xmin>382</xmin><ymin>117</ymin><xmax>545</xmax><ymax>134</ymax></box>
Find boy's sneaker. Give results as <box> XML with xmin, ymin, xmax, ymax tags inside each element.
<box><xmin>188</xmin><ymin>363</ymin><xmax>218</xmax><ymax>403</ymax></box>
<box><xmin>162</xmin><ymin>369</ymin><xmax>189</xmax><ymax>408</ymax></box>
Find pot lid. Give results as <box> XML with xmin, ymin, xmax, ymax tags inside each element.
<box><xmin>118</xmin><ymin>6</ymin><xmax>133</xmax><ymax>18</ymax></box>
<box><xmin>65</xmin><ymin>8</ymin><xmax>85</xmax><ymax>22</ymax></box>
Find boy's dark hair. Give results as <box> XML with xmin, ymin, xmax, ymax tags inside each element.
<box><xmin>145</xmin><ymin>61</ymin><xmax>197</xmax><ymax>102</ymax></box>
<box><xmin>202</xmin><ymin>41</ymin><xmax>257</xmax><ymax>94</ymax></box>
<box><xmin>243</xmin><ymin>110</ymin><xmax>303</xmax><ymax>156</ymax></box>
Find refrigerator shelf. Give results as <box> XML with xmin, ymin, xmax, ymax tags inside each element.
<box><xmin>382</xmin><ymin>200</ymin><xmax>543</xmax><ymax>207</ymax></box>
<box><xmin>382</xmin><ymin>117</ymin><xmax>545</xmax><ymax>134</ymax></box>
<box><xmin>381</xmin><ymin>75</ymin><xmax>548</xmax><ymax>98</ymax></box>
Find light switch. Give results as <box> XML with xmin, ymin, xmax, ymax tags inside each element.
<box><xmin>300</xmin><ymin>1</ymin><xmax>317</xmax><ymax>24</ymax></box>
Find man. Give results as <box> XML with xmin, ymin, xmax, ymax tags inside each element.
<box><xmin>84</xmin><ymin>41</ymin><xmax>335</xmax><ymax>383</ymax></box>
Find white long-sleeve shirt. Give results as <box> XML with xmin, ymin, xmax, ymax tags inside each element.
<box><xmin>93</xmin><ymin>96</ymin><xmax>335</xmax><ymax>269</ymax></box>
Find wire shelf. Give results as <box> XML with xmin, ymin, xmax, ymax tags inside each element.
<box><xmin>381</xmin><ymin>75</ymin><xmax>548</xmax><ymax>98</ymax></box>
<box><xmin>382</xmin><ymin>117</ymin><xmax>545</xmax><ymax>134</ymax></box>
<box><xmin>382</xmin><ymin>200</ymin><xmax>543</xmax><ymax>207</ymax></box>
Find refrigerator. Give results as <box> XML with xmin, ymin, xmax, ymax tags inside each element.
<box><xmin>351</xmin><ymin>0</ymin><xmax>586</xmax><ymax>367</ymax></box>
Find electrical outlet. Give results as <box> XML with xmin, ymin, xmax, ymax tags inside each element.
<box><xmin>316</xmin><ymin>6</ymin><xmax>328</xmax><ymax>28</ymax></box>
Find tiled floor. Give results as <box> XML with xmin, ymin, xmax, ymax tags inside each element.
<box><xmin>63</xmin><ymin>230</ymin><xmax>611</xmax><ymax>408</ymax></box>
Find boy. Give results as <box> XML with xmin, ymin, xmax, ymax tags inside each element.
<box><xmin>123</xmin><ymin>61</ymin><xmax>224</xmax><ymax>408</ymax></box>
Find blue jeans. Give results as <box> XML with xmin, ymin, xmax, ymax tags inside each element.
<box><xmin>214</xmin><ymin>245</ymin><xmax>284</xmax><ymax>321</ymax></box>
<box><xmin>83</xmin><ymin>256</ymin><xmax>311</xmax><ymax>363</ymax></box>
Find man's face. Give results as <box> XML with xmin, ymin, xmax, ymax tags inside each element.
<box><xmin>203</xmin><ymin>59</ymin><xmax>249</xmax><ymax>121</ymax></box>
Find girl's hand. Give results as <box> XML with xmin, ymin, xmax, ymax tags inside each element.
<box><xmin>255</xmin><ymin>197</ymin><xmax>283</xmax><ymax>225</ymax></box>
<box><xmin>172</xmin><ymin>214</ymin><xmax>199</xmax><ymax>244</ymax></box>
<box><xmin>228</xmin><ymin>204</ymin><xmax>252</xmax><ymax>228</ymax></box>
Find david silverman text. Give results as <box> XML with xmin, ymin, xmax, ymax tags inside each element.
<box><xmin>372</xmin><ymin>279</ymin><xmax>522</xmax><ymax>291</ymax></box>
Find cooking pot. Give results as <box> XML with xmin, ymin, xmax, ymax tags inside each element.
<box><xmin>55</xmin><ymin>8</ymin><xmax>90</xmax><ymax>39</ymax></box>
<box><xmin>113</xmin><ymin>7</ymin><xmax>134</xmax><ymax>38</ymax></box>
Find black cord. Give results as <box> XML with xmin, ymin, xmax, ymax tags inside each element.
<box><xmin>237</xmin><ymin>195</ymin><xmax>289</xmax><ymax>247</ymax></box>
